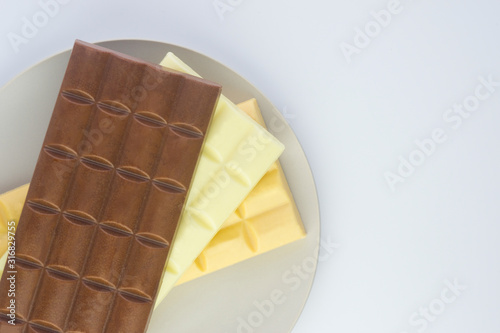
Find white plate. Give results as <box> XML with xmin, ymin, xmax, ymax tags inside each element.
<box><xmin>0</xmin><ymin>39</ymin><xmax>320</xmax><ymax>333</ymax></box>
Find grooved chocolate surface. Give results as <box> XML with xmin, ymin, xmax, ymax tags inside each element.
<box><xmin>0</xmin><ymin>40</ymin><xmax>221</xmax><ymax>332</ymax></box>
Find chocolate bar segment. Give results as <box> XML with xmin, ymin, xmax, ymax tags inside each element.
<box><xmin>0</xmin><ymin>40</ymin><xmax>221</xmax><ymax>332</ymax></box>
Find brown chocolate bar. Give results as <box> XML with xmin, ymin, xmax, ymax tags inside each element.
<box><xmin>0</xmin><ymin>40</ymin><xmax>221</xmax><ymax>332</ymax></box>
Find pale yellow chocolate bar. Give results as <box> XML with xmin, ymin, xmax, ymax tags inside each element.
<box><xmin>177</xmin><ymin>98</ymin><xmax>306</xmax><ymax>285</ymax></box>
<box><xmin>155</xmin><ymin>54</ymin><xmax>284</xmax><ymax>306</ymax></box>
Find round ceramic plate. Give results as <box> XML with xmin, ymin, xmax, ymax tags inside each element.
<box><xmin>0</xmin><ymin>40</ymin><xmax>320</xmax><ymax>333</ymax></box>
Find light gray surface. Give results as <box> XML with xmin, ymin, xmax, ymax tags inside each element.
<box><xmin>1</xmin><ymin>1</ymin><xmax>500</xmax><ymax>332</ymax></box>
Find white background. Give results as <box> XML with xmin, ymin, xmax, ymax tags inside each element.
<box><xmin>1</xmin><ymin>0</ymin><xmax>500</xmax><ymax>332</ymax></box>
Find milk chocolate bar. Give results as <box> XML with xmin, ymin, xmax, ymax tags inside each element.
<box><xmin>0</xmin><ymin>40</ymin><xmax>221</xmax><ymax>332</ymax></box>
